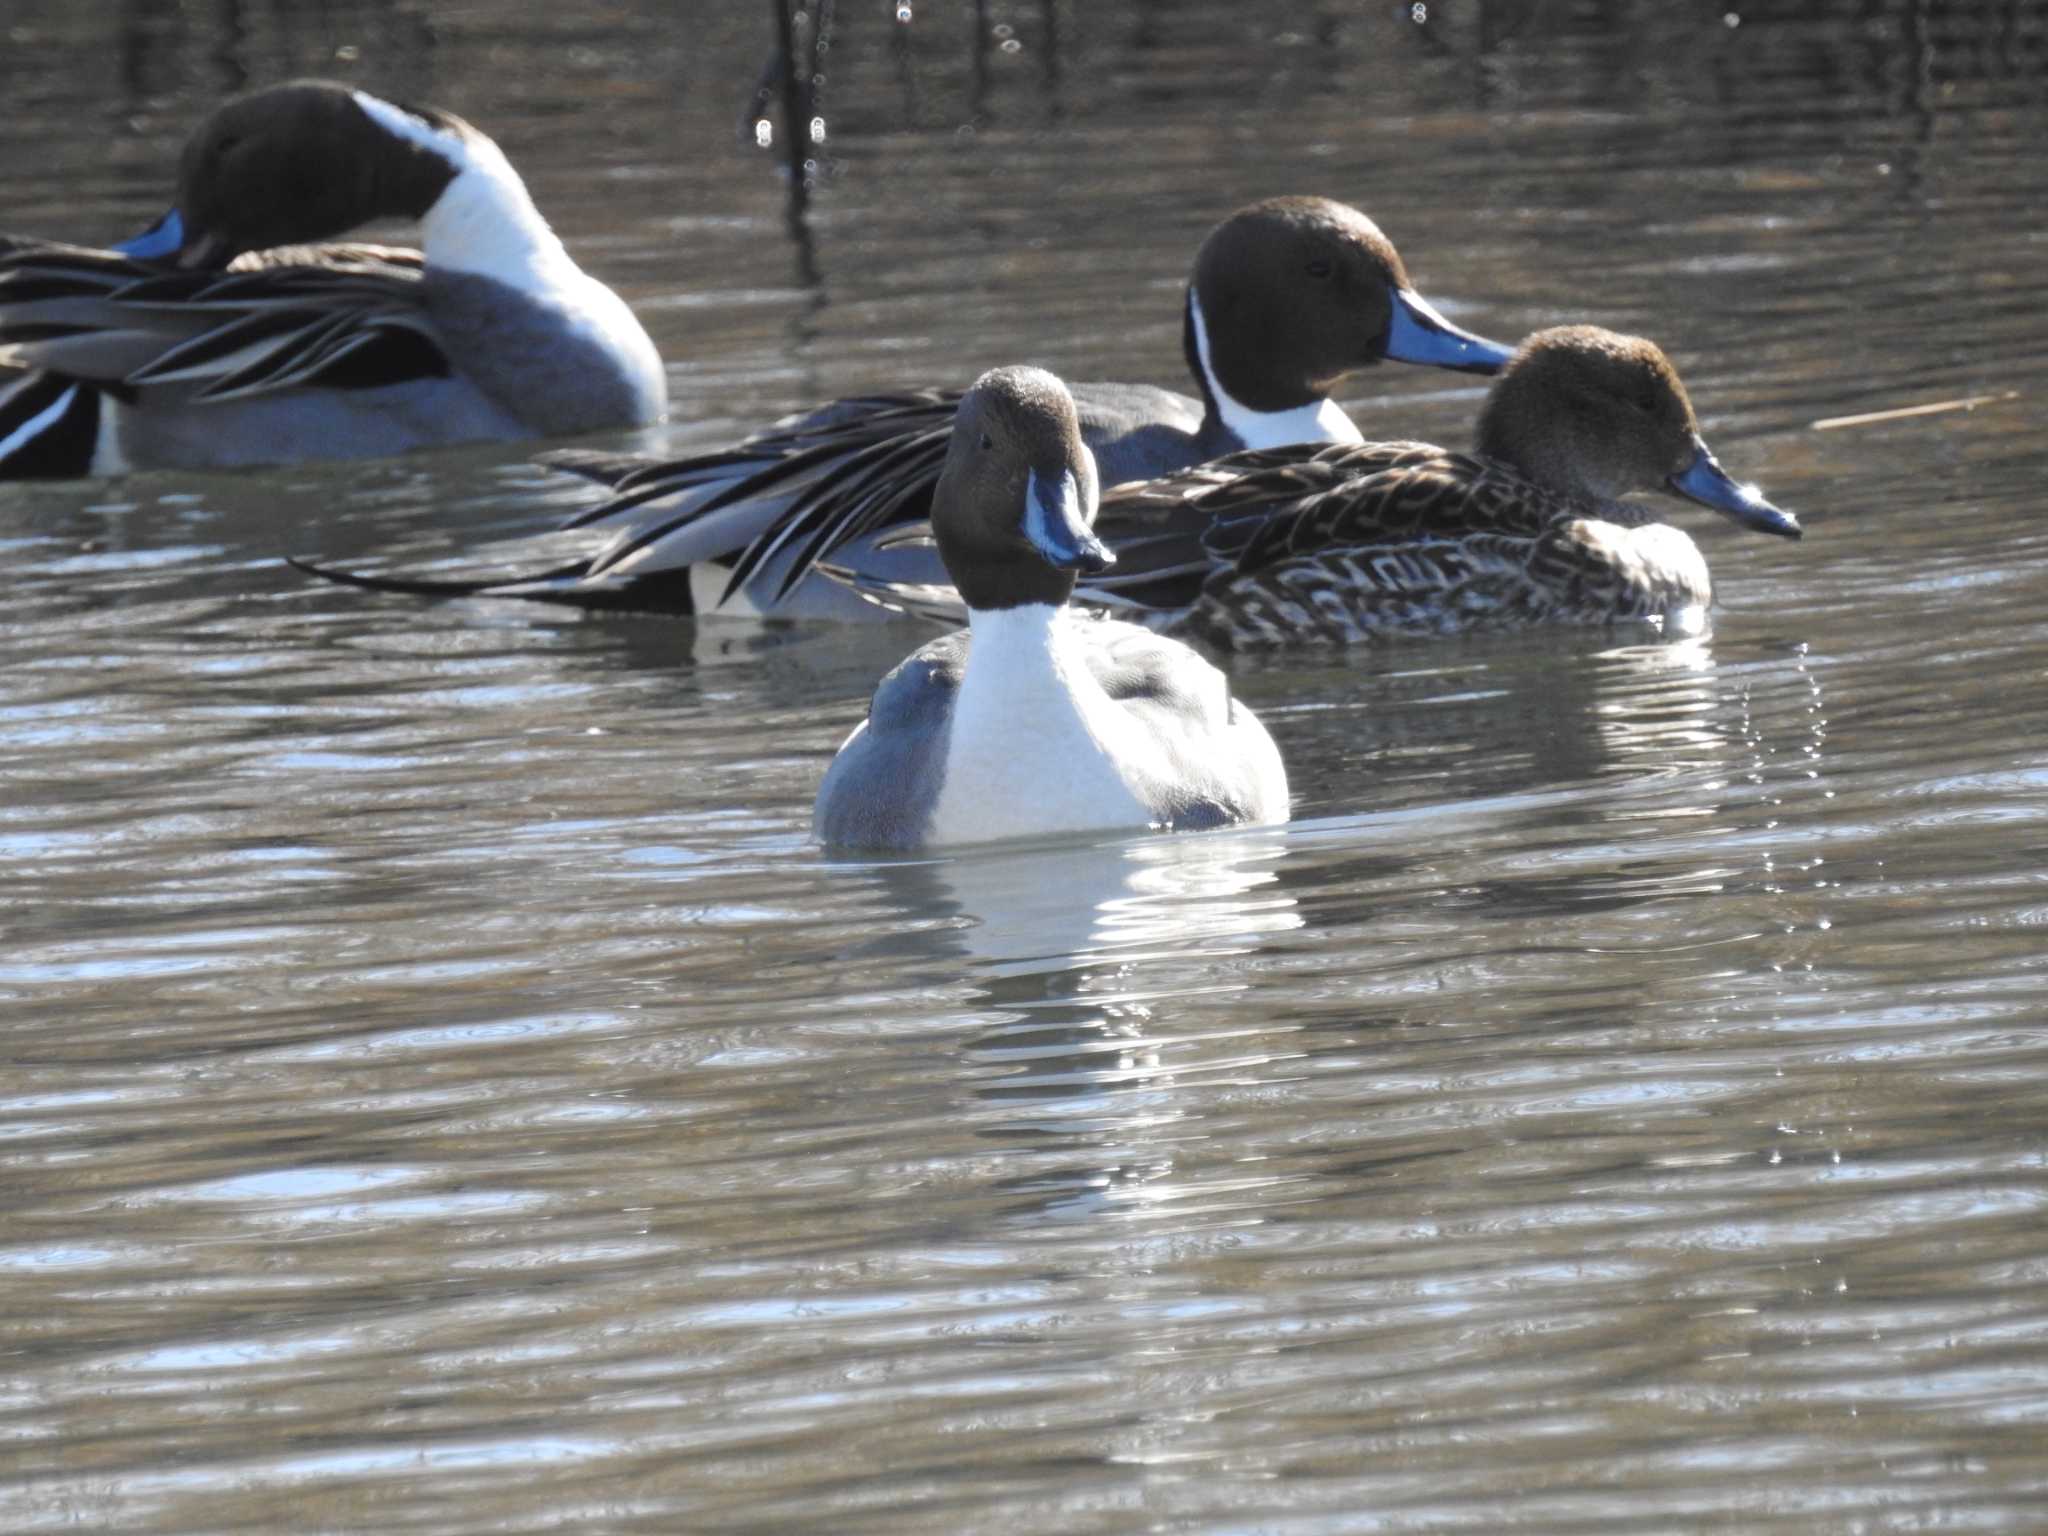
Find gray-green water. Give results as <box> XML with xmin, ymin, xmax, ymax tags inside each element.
<box><xmin>4</xmin><ymin>3</ymin><xmax>2047</xmax><ymax>1530</ymax></box>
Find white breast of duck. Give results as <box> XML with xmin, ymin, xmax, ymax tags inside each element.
<box><xmin>925</xmin><ymin>606</ymin><xmax>1165</xmax><ymax>845</ymax></box>
<box><xmin>350</xmin><ymin>91</ymin><xmax>665</xmax><ymax>432</ymax></box>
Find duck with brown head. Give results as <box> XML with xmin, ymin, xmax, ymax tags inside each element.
<box><xmin>0</xmin><ymin>79</ymin><xmax>664</xmax><ymax>477</ymax></box>
<box><xmin>126</xmin><ymin>81</ymin><xmax>466</xmax><ymax>270</ymax></box>
<box><xmin>827</xmin><ymin>327</ymin><xmax>1801</xmax><ymax>647</ymax></box>
<box><xmin>1184</xmin><ymin>195</ymin><xmax>1506</xmax><ymax>450</ymax></box>
<box><xmin>1473</xmin><ymin>325</ymin><xmax>1797</xmax><ymax>540</ymax></box>
<box><xmin>814</xmin><ymin>367</ymin><xmax>1290</xmax><ymax>852</ymax></box>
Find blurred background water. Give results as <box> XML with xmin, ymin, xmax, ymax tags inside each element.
<box><xmin>3</xmin><ymin>2</ymin><xmax>2047</xmax><ymax>1531</ymax></box>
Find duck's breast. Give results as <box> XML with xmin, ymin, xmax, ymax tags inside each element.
<box><xmin>423</xmin><ymin>269</ymin><xmax>665</xmax><ymax>436</ymax></box>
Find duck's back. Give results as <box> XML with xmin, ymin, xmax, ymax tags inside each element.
<box><xmin>1100</xmin><ymin>442</ymin><xmax>1712</xmax><ymax>647</ymax></box>
<box><xmin>1067</xmin><ymin>380</ymin><xmax>1213</xmax><ymax>485</ymax></box>
<box><xmin>0</xmin><ymin>241</ymin><xmax>520</xmax><ymax>471</ymax></box>
<box><xmin>522</xmin><ymin>379</ymin><xmax>1215</xmax><ymax>622</ymax></box>
<box><xmin>1</xmin><ymin>240</ymin><xmax>438</xmax><ymax>386</ymax></box>
<box><xmin>1</xmin><ymin>237</ymin><xmax>662</xmax><ymax>473</ymax></box>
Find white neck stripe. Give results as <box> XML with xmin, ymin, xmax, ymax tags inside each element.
<box><xmin>350</xmin><ymin>89</ymin><xmax>569</xmax><ymax>287</ymax></box>
<box><xmin>1187</xmin><ymin>292</ymin><xmax>1363</xmax><ymax>451</ymax></box>
<box><xmin>349</xmin><ymin>90</ymin><xmax>462</xmax><ymax>163</ymax></box>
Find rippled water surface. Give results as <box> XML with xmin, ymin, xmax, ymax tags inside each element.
<box><xmin>5</xmin><ymin>2</ymin><xmax>2048</xmax><ymax>1530</ymax></box>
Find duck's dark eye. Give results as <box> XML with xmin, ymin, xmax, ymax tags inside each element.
<box><xmin>1305</xmin><ymin>258</ymin><xmax>1334</xmax><ymax>279</ymax></box>
<box><xmin>979</xmin><ymin>432</ymin><xmax>994</xmax><ymax>450</ymax></box>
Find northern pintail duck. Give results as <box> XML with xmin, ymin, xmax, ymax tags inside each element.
<box><xmin>295</xmin><ymin>196</ymin><xmax>1509</xmax><ymax>615</ymax></box>
<box><xmin>833</xmin><ymin>326</ymin><xmax>1803</xmax><ymax>647</ymax></box>
<box><xmin>814</xmin><ymin>366</ymin><xmax>1289</xmax><ymax>850</ymax></box>
<box><xmin>0</xmin><ymin>79</ymin><xmax>664</xmax><ymax>477</ymax></box>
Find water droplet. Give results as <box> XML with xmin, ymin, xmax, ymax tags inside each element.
<box><xmin>754</xmin><ymin>118</ymin><xmax>773</xmax><ymax>149</ymax></box>
<box><xmin>896</xmin><ymin>1</ymin><xmax>913</xmax><ymax>20</ymax></box>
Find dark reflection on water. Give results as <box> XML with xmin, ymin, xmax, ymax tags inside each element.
<box><xmin>4</xmin><ymin>0</ymin><xmax>2048</xmax><ymax>1531</ymax></box>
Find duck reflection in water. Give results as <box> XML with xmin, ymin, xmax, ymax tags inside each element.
<box><xmin>850</xmin><ymin>829</ymin><xmax>1303</xmax><ymax>1224</ymax></box>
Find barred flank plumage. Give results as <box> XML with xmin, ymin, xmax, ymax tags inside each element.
<box><xmin>1090</xmin><ymin>441</ymin><xmax>1713</xmax><ymax>649</ymax></box>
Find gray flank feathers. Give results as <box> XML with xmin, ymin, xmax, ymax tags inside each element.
<box><xmin>812</xmin><ymin>632</ymin><xmax>964</xmax><ymax>850</ymax></box>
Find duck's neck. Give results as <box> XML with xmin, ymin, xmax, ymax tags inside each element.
<box><xmin>1586</xmin><ymin>496</ymin><xmax>1658</xmax><ymax>527</ymax></box>
<box><xmin>1186</xmin><ymin>291</ymin><xmax>1363</xmax><ymax>452</ymax></box>
<box><xmin>425</xmin><ymin>144</ymin><xmax>579</xmax><ymax>290</ymax></box>
<box><xmin>1477</xmin><ymin>409</ymin><xmax>1653</xmax><ymax>523</ymax></box>
<box><xmin>962</xmin><ymin>602</ymin><xmax>1087</xmax><ymax>707</ymax></box>
<box><xmin>351</xmin><ymin>92</ymin><xmax>573</xmax><ymax>290</ymax></box>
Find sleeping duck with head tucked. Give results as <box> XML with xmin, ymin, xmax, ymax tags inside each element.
<box><xmin>0</xmin><ymin>79</ymin><xmax>665</xmax><ymax>477</ymax></box>
<box><xmin>814</xmin><ymin>366</ymin><xmax>1289</xmax><ymax>852</ymax></box>
<box><xmin>835</xmin><ymin>326</ymin><xmax>1802</xmax><ymax>647</ymax></box>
